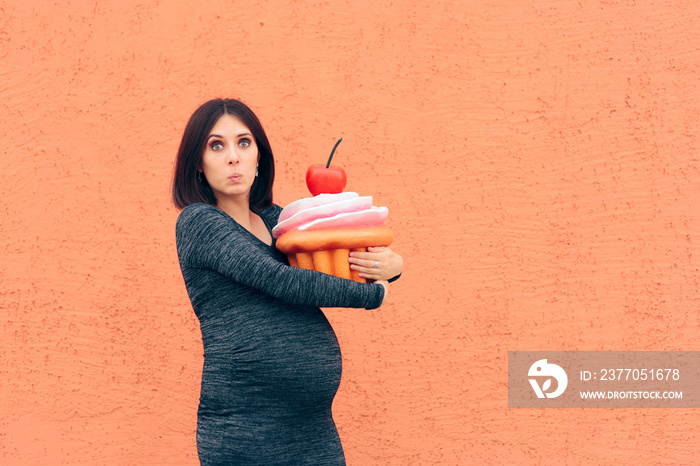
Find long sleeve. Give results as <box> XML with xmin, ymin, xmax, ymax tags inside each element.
<box><xmin>176</xmin><ymin>203</ymin><xmax>384</xmax><ymax>310</ymax></box>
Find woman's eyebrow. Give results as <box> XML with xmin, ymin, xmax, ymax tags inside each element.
<box><xmin>207</xmin><ymin>132</ymin><xmax>252</xmax><ymax>140</ymax></box>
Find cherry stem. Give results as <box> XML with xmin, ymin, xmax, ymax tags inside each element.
<box><xmin>326</xmin><ymin>138</ymin><xmax>343</xmax><ymax>168</ymax></box>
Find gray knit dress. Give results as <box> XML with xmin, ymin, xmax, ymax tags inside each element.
<box><xmin>176</xmin><ymin>202</ymin><xmax>385</xmax><ymax>465</ymax></box>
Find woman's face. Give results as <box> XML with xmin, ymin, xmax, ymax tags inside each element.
<box><xmin>199</xmin><ymin>114</ymin><xmax>259</xmax><ymax>203</ymax></box>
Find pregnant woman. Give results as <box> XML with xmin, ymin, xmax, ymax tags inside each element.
<box><xmin>171</xmin><ymin>98</ymin><xmax>402</xmax><ymax>465</ymax></box>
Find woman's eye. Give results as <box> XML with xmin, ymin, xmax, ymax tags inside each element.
<box><xmin>211</xmin><ymin>142</ymin><xmax>223</xmax><ymax>151</ymax></box>
<box><xmin>239</xmin><ymin>138</ymin><xmax>251</xmax><ymax>148</ymax></box>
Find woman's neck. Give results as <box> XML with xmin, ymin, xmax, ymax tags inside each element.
<box><xmin>216</xmin><ymin>196</ymin><xmax>253</xmax><ymax>228</ymax></box>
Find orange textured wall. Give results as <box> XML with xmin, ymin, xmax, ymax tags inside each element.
<box><xmin>2</xmin><ymin>0</ymin><xmax>699</xmax><ymax>464</ymax></box>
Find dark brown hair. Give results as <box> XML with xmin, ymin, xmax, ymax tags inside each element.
<box><xmin>172</xmin><ymin>98</ymin><xmax>275</xmax><ymax>211</ymax></box>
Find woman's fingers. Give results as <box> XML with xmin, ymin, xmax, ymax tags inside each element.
<box><xmin>349</xmin><ymin>249</ymin><xmax>382</xmax><ymax>261</ymax></box>
<box><xmin>349</xmin><ymin>257</ymin><xmax>380</xmax><ymax>270</ymax></box>
<box><xmin>349</xmin><ymin>246</ymin><xmax>402</xmax><ymax>280</ymax></box>
<box><xmin>349</xmin><ymin>247</ymin><xmax>390</xmax><ymax>263</ymax></box>
<box><xmin>350</xmin><ymin>264</ymin><xmax>382</xmax><ymax>279</ymax></box>
<box><xmin>348</xmin><ymin>253</ymin><xmax>383</xmax><ymax>276</ymax></box>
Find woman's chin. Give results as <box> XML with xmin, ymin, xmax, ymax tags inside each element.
<box><xmin>213</xmin><ymin>187</ymin><xmax>253</xmax><ymax>201</ymax></box>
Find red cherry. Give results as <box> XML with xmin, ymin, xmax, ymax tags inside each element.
<box><xmin>306</xmin><ymin>164</ymin><xmax>347</xmax><ymax>195</ymax></box>
<box><xmin>305</xmin><ymin>138</ymin><xmax>347</xmax><ymax>195</ymax></box>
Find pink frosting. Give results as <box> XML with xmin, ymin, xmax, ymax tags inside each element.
<box><xmin>277</xmin><ymin>192</ymin><xmax>359</xmax><ymax>223</ymax></box>
<box><xmin>273</xmin><ymin>192</ymin><xmax>389</xmax><ymax>239</ymax></box>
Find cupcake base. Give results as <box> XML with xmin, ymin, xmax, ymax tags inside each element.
<box><xmin>287</xmin><ymin>247</ymin><xmax>368</xmax><ymax>283</ymax></box>
<box><xmin>276</xmin><ymin>226</ymin><xmax>394</xmax><ymax>284</ymax></box>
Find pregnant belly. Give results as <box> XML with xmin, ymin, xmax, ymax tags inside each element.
<box><xmin>198</xmin><ymin>302</ymin><xmax>343</xmax><ymax>416</ymax></box>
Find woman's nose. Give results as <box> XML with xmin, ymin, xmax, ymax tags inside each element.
<box><xmin>226</xmin><ymin>147</ymin><xmax>240</xmax><ymax>164</ymax></box>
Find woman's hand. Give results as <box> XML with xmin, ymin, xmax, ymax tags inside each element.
<box><xmin>349</xmin><ymin>246</ymin><xmax>403</xmax><ymax>281</ymax></box>
<box><xmin>375</xmin><ymin>280</ymin><xmax>390</xmax><ymax>306</ymax></box>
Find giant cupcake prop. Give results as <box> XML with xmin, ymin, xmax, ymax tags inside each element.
<box><xmin>274</xmin><ymin>139</ymin><xmax>394</xmax><ymax>283</ymax></box>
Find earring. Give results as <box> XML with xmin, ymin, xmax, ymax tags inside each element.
<box><xmin>255</xmin><ymin>167</ymin><xmax>259</xmax><ymax>177</ymax></box>
<box><xmin>197</xmin><ymin>172</ymin><xmax>202</xmax><ymax>183</ymax></box>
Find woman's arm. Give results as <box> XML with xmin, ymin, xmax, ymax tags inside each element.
<box><xmin>176</xmin><ymin>203</ymin><xmax>385</xmax><ymax>309</ymax></box>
